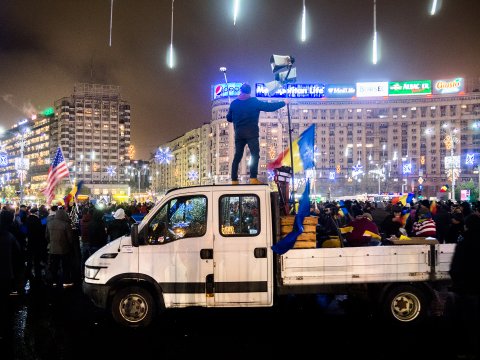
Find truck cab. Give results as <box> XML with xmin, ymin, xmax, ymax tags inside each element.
<box><xmin>83</xmin><ymin>184</ymin><xmax>276</xmax><ymax>327</ymax></box>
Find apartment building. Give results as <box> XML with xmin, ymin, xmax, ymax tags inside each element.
<box><xmin>53</xmin><ymin>83</ymin><xmax>132</xmax><ymax>199</ymax></box>
<box><xmin>153</xmin><ymin>77</ymin><xmax>480</xmax><ymax>199</ymax></box>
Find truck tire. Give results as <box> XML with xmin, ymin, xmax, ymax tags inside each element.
<box><xmin>111</xmin><ymin>286</ymin><xmax>156</xmax><ymax>328</ymax></box>
<box><xmin>382</xmin><ymin>284</ymin><xmax>427</xmax><ymax>324</ymax></box>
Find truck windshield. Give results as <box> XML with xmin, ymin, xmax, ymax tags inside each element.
<box><xmin>145</xmin><ymin>195</ymin><xmax>207</xmax><ymax>244</ymax></box>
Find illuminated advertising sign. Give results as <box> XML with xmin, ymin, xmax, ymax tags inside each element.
<box><xmin>255</xmin><ymin>83</ymin><xmax>325</xmax><ymax>98</ymax></box>
<box><xmin>433</xmin><ymin>78</ymin><xmax>464</xmax><ymax>94</ymax></box>
<box><xmin>388</xmin><ymin>80</ymin><xmax>432</xmax><ymax>96</ymax></box>
<box><xmin>356</xmin><ymin>82</ymin><xmax>388</xmax><ymax>97</ymax></box>
<box><xmin>325</xmin><ymin>84</ymin><xmax>356</xmax><ymax>98</ymax></box>
<box><xmin>212</xmin><ymin>82</ymin><xmax>243</xmax><ymax>100</ymax></box>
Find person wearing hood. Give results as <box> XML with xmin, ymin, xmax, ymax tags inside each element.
<box><xmin>107</xmin><ymin>208</ymin><xmax>130</xmax><ymax>242</ymax></box>
<box><xmin>227</xmin><ymin>83</ymin><xmax>287</xmax><ymax>185</ymax></box>
<box><xmin>46</xmin><ymin>208</ymin><xmax>74</xmax><ymax>288</ymax></box>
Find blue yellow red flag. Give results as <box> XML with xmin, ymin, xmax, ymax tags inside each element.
<box><xmin>267</xmin><ymin>124</ymin><xmax>315</xmax><ymax>173</ymax></box>
<box><xmin>272</xmin><ymin>179</ymin><xmax>311</xmax><ymax>255</ymax></box>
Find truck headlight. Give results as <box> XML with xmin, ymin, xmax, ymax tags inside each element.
<box><xmin>85</xmin><ymin>266</ymin><xmax>102</xmax><ymax>280</ymax></box>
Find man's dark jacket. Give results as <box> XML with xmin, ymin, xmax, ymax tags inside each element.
<box><xmin>227</xmin><ymin>95</ymin><xmax>285</xmax><ymax>139</ymax></box>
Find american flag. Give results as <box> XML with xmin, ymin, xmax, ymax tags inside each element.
<box><xmin>42</xmin><ymin>147</ymin><xmax>70</xmax><ymax>205</ymax></box>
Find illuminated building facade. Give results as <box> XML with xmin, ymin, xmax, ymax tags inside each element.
<box><xmin>0</xmin><ymin>114</ymin><xmax>51</xmax><ymax>202</ymax></box>
<box><xmin>154</xmin><ymin>77</ymin><xmax>480</xmax><ymax>199</ymax></box>
<box><xmin>53</xmin><ymin>83</ymin><xmax>132</xmax><ymax>198</ymax></box>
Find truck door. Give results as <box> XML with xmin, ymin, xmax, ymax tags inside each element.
<box><xmin>211</xmin><ymin>188</ymin><xmax>272</xmax><ymax>306</ymax></box>
<box><xmin>140</xmin><ymin>189</ymin><xmax>213</xmax><ymax>307</ymax></box>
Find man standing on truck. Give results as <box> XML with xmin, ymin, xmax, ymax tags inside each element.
<box><xmin>227</xmin><ymin>83</ymin><xmax>287</xmax><ymax>185</ymax></box>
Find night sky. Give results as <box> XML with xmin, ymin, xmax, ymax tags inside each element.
<box><xmin>1</xmin><ymin>0</ymin><xmax>480</xmax><ymax>159</ymax></box>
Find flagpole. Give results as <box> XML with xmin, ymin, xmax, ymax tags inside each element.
<box><xmin>282</xmin><ymin>63</ymin><xmax>297</xmax><ymax>214</ymax></box>
<box><xmin>286</xmin><ymin>102</ymin><xmax>296</xmax><ymax>213</ymax></box>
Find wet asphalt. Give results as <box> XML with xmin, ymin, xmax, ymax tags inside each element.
<box><xmin>0</xmin><ymin>281</ymin><xmax>463</xmax><ymax>360</ymax></box>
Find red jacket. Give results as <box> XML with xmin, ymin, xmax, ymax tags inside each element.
<box><xmin>345</xmin><ymin>216</ymin><xmax>381</xmax><ymax>247</ymax></box>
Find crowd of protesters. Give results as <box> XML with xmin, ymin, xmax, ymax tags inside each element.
<box><xmin>0</xmin><ymin>201</ymin><xmax>154</xmax><ymax>297</ymax></box>
<box><xmin>309</xmin><ymin>197</ymin><xmax>480</xmax><ymax>247</ymax></box>
<box><xmin>309</xmin><ymin>197</ymin><xmax>480</xmax><ymax>359</ymax></box>
<box><xmin>1</xmin><ymin>196</ymin><xmax>479</xmax><ymax>357</ymax></box>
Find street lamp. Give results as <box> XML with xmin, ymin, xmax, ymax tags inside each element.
<box><xmin>127</xmin><ymin>165</ymin><xmax>144</xmax><ymax>194</ymax></box>
<box><xmin>474</xmin><ymin>165</ymin><xmax>480</xmax><ymax>201</ymax></box>
<box><xmin>442</xmin><ymin>124</ymin><xmax>459</xmax><ymax>201</ymax></box>
<box><xmin>15</xmin><ymin>127</ymin><xmax>30</xmax><ymax>204</ymax></box>
<box><xmin>219</xmin><ymin>66</ymin><xmax>230</xmax><ymax>104</ymax></box>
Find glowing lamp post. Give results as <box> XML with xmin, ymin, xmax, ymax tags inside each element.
<box><xmin>15</xmin><ymin>128</ymin><xmax>30</xmax><ymax>204</ymax></box>
<box><xmin>155</xmin><ymin>147</ymin><xmax>173</xmax><ymax>193</ymax></box>
<box><xmin>443</xmin><ymin>125</ymin><xmax>459</xmax><ymax>201</ymax></box>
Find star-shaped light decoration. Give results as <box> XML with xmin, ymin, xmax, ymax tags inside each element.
<box><xmin>106</xmin><ymin>166</ymin><xmax>117</xmax><ymax>177</ymax></box>
<box><xmin>155</xmin><ymin>147</ymin><xmax>173</xmax><ymax>164</ymax></box>
<box><xmin>267</xmin><ymin>169</ymin><xmax>275</xmax><ymax>182</ymax></box>
<box><xmin>352</xmin><ymin>164</ymin><xmax>363</xmax><ymax>177</ymax></box>
<box><xmin>329</xmin><ymin>171</ymin><xmax>336</xmax><ymax>180</ymax></box>
<box><xmin>403</xmin><ymin>163</ymin><xmax>412</xmax><ymax>174</ymax></box>
<box><xmin>465</xmin><ymin>153</ymin><xmax>475</xmax><ymax>166</ymax></box>
<box><xmin>187</xmin><ymin>169</ymin><xmax>199</xmax><ymax>181</ymax></box>
<box><xmin>352</xmin><ymin>164</ymin><xmax>363</xmax><ymax>172</ymax></box>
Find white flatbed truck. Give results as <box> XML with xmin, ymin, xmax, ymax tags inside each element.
<box><xmin>83</xmin><ymin>184</ymin><xmax>455</xmax><ymax>327</ymax></box>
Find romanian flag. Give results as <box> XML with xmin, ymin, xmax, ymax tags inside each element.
<box><xmin>363</xmin><ymin>230</ymin><xmax>382</xmax><ymax>240</ymax></box>
<box><xmin>338</xmin><ymin>200</ymin><xmax>349</xmax><ymax>217</ymax></box>
<box><xmin>399</xmin><ymin>193</ymin><xmax>414</xmax><ymax>206</ymax></box>
<box><xmin>391</xmin><ymin>193</ymin><xmax>414</xmax><ymax>206</ymax></box>
<box><xmin>430</xmin><ymin>200</ymin><xmax>437</xmax><ymax>216</ymax></box>
<box><xmin>401</xmin><ymin>210</ymin><xmax>410</xmax><ymax>227</ymax></box>
<box><xmin>272</xmin><ymin>179</ymin><xmax>311</xmax><ymax>255</ymax></box>
<box><xmin>267</xmin><ymin>124</ymin><xmax>315</xmax><ymax>173</ymax></box>
<box><xmin>340</xmin><ymin>226</ymin><xmax>354</xmax><ymax>234</ymax></box>
<box><xmin>440</xmin><ymin>185</ymin><xmax>449</xmax><ymax>192</ymax></box>
<box><xmin>338</xmin><ymin>207</ymin><xmax>348</xmax><ymax>217</ymax></box>
<box><xmin>63</xmin><ymin>180</ymin><xmax>84</xmax><ymax>206</ymax></box>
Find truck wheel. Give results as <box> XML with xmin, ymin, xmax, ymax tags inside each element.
<box><xmin>383</xmin><ymin>284</ymin><xmax>427</xmax><ymax>324</ymax></box>
<box><xmin>111</xmin><ymin>286</ymin><xmax>156</xmax><ymax>328</ymax></box>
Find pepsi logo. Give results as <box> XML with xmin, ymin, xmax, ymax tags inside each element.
<box><xmin>215</xmin><ymin>85</ymin><xmax>224</xmax><ymax>96</ymax></box>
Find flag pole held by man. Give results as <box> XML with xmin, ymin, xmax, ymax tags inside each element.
<box><xmin>227</xmin><ymin>83</ymin><xmax>287</xmax><ymax>185</ymax></box>
<box><xmin>42</xmin><ymin>146</ymin><xmax>70</xmax><ymax>205</ymax></box>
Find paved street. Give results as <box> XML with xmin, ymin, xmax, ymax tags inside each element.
<box><xmin>1</xmin><ymin>282</ymin><xmax>462</xmax><ymax>360</ymax></box>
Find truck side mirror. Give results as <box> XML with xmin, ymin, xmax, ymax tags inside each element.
<box><xmin>131</xmin><ymin>223</ymin><xmax>139</xmax><ymax>247</ymax></box>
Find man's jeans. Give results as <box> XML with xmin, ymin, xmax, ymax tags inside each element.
<box><xmin>231</xmin><ymin>137</ymin><xmax>260</xmax><ymax>180</ymax></box>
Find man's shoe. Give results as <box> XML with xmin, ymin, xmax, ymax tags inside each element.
<box><xmin>231</xmin><ymin>180</ymin><xmax>239</xmax><ymax>185</ymax></box>
<box><xmin>249</xmin><ymin>178</ymin><xmax>264</xmax><ymax>185</ymax></box>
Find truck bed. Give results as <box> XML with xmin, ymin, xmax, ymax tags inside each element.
<box><xmin>280</xmin><ymin>243</ymin><xmax>455</xmax><ymax>286</ymax></box>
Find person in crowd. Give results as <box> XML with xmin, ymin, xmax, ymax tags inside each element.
<box><xmin>449</xmin><ymin>211</ymin><xmax>480</xmax><ymax>360</ymax></box>
<box><xmin>67</xmin><ymin>206</ymin><xmax>82</xmax><ymax>284</ymax></box>
<box><xmin>46</xmin><ymin>207</ymin><xmax>74</xmax><ymax>288</ymax></box>
<box><xmin>0</xmin><ymin>211</ymin><xmax>21</xmax><ymax>343</ymax></box>
<box><xmin>446</xmin><ymin>204</ymin><xmax>464</xmax><ymax>243</ymax></box>
<box><xmin>79</xmin><ymin>207</ymin><xmax>93</xmax><ymax>276</ymax></box>
<box><xmin>433</xmin><ymin>201</ymin><xmax>451</xmax><ymax>244</ymax></box>
<box><xmin>370</xmin><ymin>201</ymin><xmax>390</xmax><ymax>234</ymax></box>
<box><xmin>227</xmin><ymin>83</ymin><xmax>287</xmax><ymax>185</ymax></box>
<box><xmin>88</xmin><ymin>209</ymin><xmax>108</xmax><ymax>255</ymax></box>
<box><xmin>46</xmin><ymin>205</ymin><xmax>58</xmax><ymax>225</ymax></box>
<box><xmin>381</xmin><ymin>204</ymin><xmax>404</xmax><ymax>239</ymax></box>
<box><xmin>107</xmin><ymin>208</ymin><xmax>130</xmax><ymax>242</ymax></box>
<box><xmin>411</xmin><ymin>207</ymin><xmax>436</xmax><ymax>237</ymax></box>
<box><xmin>124</xmin><ymin>208</ymin><xmax>137</xmax><ymax>229</ymax></box>
<box><xmin>25</xmin><ymin>207</ymin><xmax>47</xmax><ymax>284</ymax></box>
<box><xmin>343</xmin><ymin>211</ymin><xmax>381</xmax><ymax>247</ymax></box>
